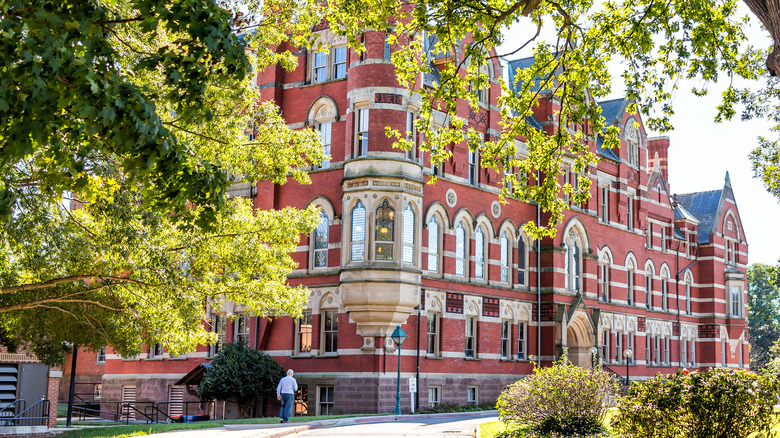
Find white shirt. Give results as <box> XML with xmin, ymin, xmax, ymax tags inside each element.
<box><xmin>277</xmin><ymin>375</ymin><xmax>298</xmax><ymax>396</ymax></box>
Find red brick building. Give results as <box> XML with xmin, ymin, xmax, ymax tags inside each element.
<box><xmin>65</xmin><ymin>29</ymin><xmax>749</xmax><ymax>417</ymax></box>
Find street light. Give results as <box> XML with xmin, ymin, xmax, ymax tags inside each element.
<box><xmin>391</xmin><ymin>325</ymin><xmax>407</xmax><ymax>415</ymax></box>
<box><xmin>624</xmin><ymin>348</ymin><xmax>633</xmax><ymax>386</ymax></box>
<box><xmin>589</xmin><ymin>346</ymin><xmax>599</xmax><ymax>369</ymax></box>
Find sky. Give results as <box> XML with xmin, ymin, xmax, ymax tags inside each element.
<box><xmin>498</xmin><ymin>9</ymin><xmax>780</xmax><ymax>266</ymax></box>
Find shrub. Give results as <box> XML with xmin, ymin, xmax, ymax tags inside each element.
<box><xmin>612</xmin><ymin>367</ymin><xmax>780</xmax><ymax>438</ymax></box>
<box><xmin>496</xmin><ymin>355</ymin><xmax>619</xmax><ymax>437</ymax></box>
<box><xmin>198</xmin><ymin>341</ymin><xmax>284</xmax><ymax>417</ymax></box>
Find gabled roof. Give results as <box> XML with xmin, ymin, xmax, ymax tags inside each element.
<box><xmin>675</xmin><ymin>190</ymin><xmax>722</xmax><ymax>244</ymax></box>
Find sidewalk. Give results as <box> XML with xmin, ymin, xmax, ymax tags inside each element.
<box><xmin>159</xmin><ymin>410</ymin><xmax>498</xmax><ymax>438</ymax></box>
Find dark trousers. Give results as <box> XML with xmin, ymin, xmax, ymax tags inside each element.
<box><xmin>280</xmin><ymin>393</ymin><xmax>294</xmax><ymax>422</ymax></box>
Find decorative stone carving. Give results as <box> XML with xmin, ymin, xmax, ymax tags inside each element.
<box><xmin>446</xmin><ymin>189</ymin><xmax>457</xmax><ymax>207</ymax></box>
<box><xmin>490</xmin><ymin>201</ymin><xmax>501</xmax><ymax>218</ymax></box>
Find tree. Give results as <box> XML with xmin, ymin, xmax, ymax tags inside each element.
<box><xmin>747</xmin><ymin>263</ymin><xmax>780</xmax><ymax>371</ymax></box>
<box><xmin>198</xmin><ymin>341</ymin><xmax>284</xmax><ymax>418</ymax></box>
<box><xmin>0</xmin><ymin>0</ymin><xmax>769</xmax><ymax>362</ymax></box>
<box><xmin>0</xmin><ymin>0</ymin><xmax>324</xmax><ymax>363</ymax></box>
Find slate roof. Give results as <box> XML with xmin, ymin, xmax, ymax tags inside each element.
<box><xmin>673</xmin><ymin>204</ymin><xmax>700</xmax><ymax>223</ymax></box>
<box><xmin>526</xmin><ymin>115</ymin><xmax>543</xmax><ymax>130</ymax></box>
<box><xmin>598</xmin><ymin>98</ymin><xmax>627</xmax><ymax>125</ymax></box>
<box><xmin>676</xmin><ymin>190</ymin><xmax>722</xmax><ymax>244</ymax></box>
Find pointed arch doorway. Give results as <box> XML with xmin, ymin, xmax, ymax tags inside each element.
<box><xmin>566</xmin><ymin>309</ymin><xmax>596</xmax><ymax>368</ymax></box>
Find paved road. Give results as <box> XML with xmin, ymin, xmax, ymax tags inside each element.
<box><xmin>157</xmin><ymin>411</ymin><xmax>498</xmax><ymax>438</ymax></box>
<box><xmin>290</xmin><ymin>413</ymin><xmax>497</xmax><ymax>438</ymax></box>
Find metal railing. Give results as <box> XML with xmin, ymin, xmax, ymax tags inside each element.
<box><xmin>2</xmin><ymin>399</ymin><xmax>50</xmax><ymax>427</ymax></box>
<box><xmin>0</xmin><ymin>399</ymin><xmax>25</xmax><ymax>424</ymax></box>
<box><xmin>63</xmin><ymin>399</ymin><xmax>215</xmax><ymax>424</ymax></box>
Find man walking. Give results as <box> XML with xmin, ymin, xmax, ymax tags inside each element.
<box><xmin>276</xmin><ymin>369</ymin><xmax>298</xmax><ymax>423</ymax></box>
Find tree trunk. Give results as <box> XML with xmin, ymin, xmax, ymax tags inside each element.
<box><xmin>742</xmin><ymin>0</ymin><xmax>780</xmax><ymax>75</ymax></box>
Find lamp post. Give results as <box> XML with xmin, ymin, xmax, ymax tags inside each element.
<box><xmin>589</xmin><ymin>346</ymin><xmax>599</xmax><ymax>369</ymax></box>
<box><xmin>391</xmin><ymin>325</ymin><xmax>407</xmax><ymax>415</ymax></box>
<box><xmin>624</xmin><ymin>348</ymin><xmax>633</xmax><ymax>386</ymax></box>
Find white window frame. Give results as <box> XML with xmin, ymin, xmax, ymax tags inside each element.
<box><xmin>322</xmin><ymin>309</ymin><xmax>339</xmax><ymax>354</ymax></box>
<box><xmin>318</xmin><ymin>386</ymin><xmax>335</xmax><ymax>416</ymax></box>
<box><xmin>427</xmin><ymin>217</ymin><xmax>440</xmax><ymax>272</ymax></box>
<box><xmin>234</xmin><ymin>313</ymin><xmax>251</xmax><ymax>344</ymax></box>
<box><xmin>468</xmin><ymin>149</ymin><xmax>478</xmax><ymax>186</ymax></box>
<box><xmin>731</xmin><ymin>286</ymin><xmax>742</xmax><ymax>318</ymax></box>
<box><xmin>313</xmin><ymin>51</ymin><xmax>327</xmax><ymax>83</ymax></box>
<box><xmin>600</xmin><ymin>186</ymin><xmax>609</xmax><ymax>223</ymax></box>
<box><xmin>500</xmin><ymin>233</ymin><xmax>510</xmax><ymax>283</ymax></box>
<box><xmin>333</xmin><ymin>46</ymin><xmax>347</xmax><ymax>79</ymax></box>
<box><xmin>426</xmin><ymin>312</ymin><xmax>440</xmax><ymax>356</ymax></box>
<box><xmin>627</xmin><ymin>269</ymin><xmax>634</xmax><ymax>306</ymax></box>
<box><xmin>627</xmin><ymin>195</ymin><xmax>633</xmax><ymax>229</ymax></box>
<box><xmin>313</xmin><ymin>211</ymin><xmax>329</xmax><ymax>268</ymax></box>
<box><xmin>402</xmin><ymin>204</ymin><xmax>415</xmax><ymax>264</ymax></box>
<box><xmin>317</xmin><ymin>121</ymin><xmax>332</xmax><ymax>169</ymax></box>
<box><xmin>517</xmin><ymin>322</ymin><xmax>527</xmax><ymax>360</ymax></box>
<box><xmin>295</xmin><ymin>310</ymin><xmax>313</xmax><ymax>355</ymax></box>
<box><xmin>599</xmin><ymin>262</ymin><xmax>609</xmax><ymax>302</ymax></box>
<box><xmin>97</xmin><ymin>347</ymin><xmax>106</xmax><ymax>363</ymax></box>
<box><xmin>350</xmin><ymin>201</ymin><xmax>366</xmax><ymax>262</ymax></box>
<box><xmin>517</xmin><ymin>237</ymin><xmax>527</xmax><ymax>287</ymax></box>
<box><xmin>474</xmin><ymin>227</ymin><xmax>485</xmax><ymax>280</ymax></box>
<box><xmin>356</xmin><ymin>108</ymin><xmax>369</xmax><ymax>157</ymax></box>
<box><xmin>467</xmin><ymin>386</ymin><xmax>479</xmax><ymax>406</ymax></box>
<box><xmin>661</xmin><ymin>277</ymin><xmax>668</xmax><ymax>311</ymax></box>
<box><xmin>428</xmin><ymin>386</ymin><xmax>441</xmax><ymax>408</ymax></box>
<box><xmin>465</xmin><ymin>316</ymin><xmax>477</xmax><ymax>358</ymax></box>
<box><xmin>455</xmin><ymin>223</ymin><xmax>466</xmax><ymax>277</ymax></box>
<box><xmin>501</xmin><ymin>320</ymin><xmax>511</xmax><ymax>359</ymax></box>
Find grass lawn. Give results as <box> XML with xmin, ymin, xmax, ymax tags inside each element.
<box><xmin>55</xmin><ymin>415</ymin><xmax>363</xmax><ymax>438</ymax></box>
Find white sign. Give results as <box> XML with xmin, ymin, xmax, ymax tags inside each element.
<box><xmin>408</xmin><ymin>377</ymin><xmax>417</xmax><ymax>393</ymax></box>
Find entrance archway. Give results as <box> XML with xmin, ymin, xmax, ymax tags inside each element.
<box><xmin>566</xmin><ymin>311</ymin><xmax>595</xmax><ymax>368</ymax></box>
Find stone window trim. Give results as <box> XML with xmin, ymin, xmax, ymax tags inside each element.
<box><xmin>308</xmin><ymin>32</ymin><xmax>348</xmax><ymax>85</ymax></box>
<box><xmin>294</xmin><ymin>310</ymin><xmax>314</xmax><ymax>356</ymax></box>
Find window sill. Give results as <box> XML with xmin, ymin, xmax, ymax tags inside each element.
<box><xmin>292</xmin><ymin>354</ymin><xmax>314</xmax><ymax>359</ymax></box>
<box><xmin>464</xmin><ymin>357</ymin><xmax>480</xmax><ymax>361</ymax></box>
<box><xmin>426</xmin><ymin>354</ymin><xmax>444</xmax><ymax>360</ymax></box>
<box><xmin>316</xmin><ymin>353</ymin><xmax>339</xmax><ymax>358</ymax></box>
<box><xmin>302</xmin><ymin>77</ymin><xmax>348</xmax><ymax>88</ymax></box>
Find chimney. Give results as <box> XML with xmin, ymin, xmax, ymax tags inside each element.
<box><xmin>647</xmin><ymin>136</ymin><xmax>670</xmax><ymax>180</ymax></box>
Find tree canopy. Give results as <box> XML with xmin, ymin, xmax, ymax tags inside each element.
<box><xmin>747</xmin><ymin>263</ymin><xmax>780</xmax><ymax>370</ymax></box>
<box><xmin>0</xmin><ymin>0</ymin><xmax>773</xmax><ymax>363</ymax></box>
<box><xmin>0</xmin><ymin>0</ymin><xmax>324</xmax><ymax>363</ymax></box>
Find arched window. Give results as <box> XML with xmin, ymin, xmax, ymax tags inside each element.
<box><xmin>599</xmin><ymin>254</ymin><xmax>610</xmax><ymax>302</ymax></box>
<box><xmin>350</xmin><ymin>201</ymin><xmax>366</xmax><ymax>261</ymax></box>
<box><xmin>402</xmin><ymin>204</ymin><xmax>415</xmax><ymax>263</ymax></box>
<box><xmin>661</xmin><ymin>268</ymin><xmax>670</xmax><ymax>311</ymax></box>
<box><xmin>564</xmin><ymin>235</ymin><xmax>581</xmax><ymax>292</ymax></box>
<box><xmin>318</xmin><ymin>121</ymin><xmax>331</xmax><ymax>169</ymax></box>
<box><xmin>313</xmin><ymin>212</ymin><xmax>329</xmax><ymax>268</ymax></box>
<box><xmin>517</xmin><ymin>237</ymin><xmax>527</xmax><ymax>286</ymax></box>
<box><xmin>685</xmin><ymin>273</ymin><xmax>693</xmax><ymax>315</ymax></box>
<box><xmin>427</xmin><ymin>217</ymin><xmax>439</xmax><ymax>272</ymax></box>
<box><xmin>571</xmin><ymin>242</ymin><xmax>580</xmax><ymax>291</ymax></box>
<box><xmin>455</xmin><ymin>223</ymin><xmax>466</xmax><ymax>276</ymax></box>
<box><xmin>500</xmin><ymin>233</ymin><xmax>510</xmax><ymax>283</ymax></box>
<box><xmin>645</xmin><ymin>264</ymin><xmax>654</xmax><ymax>310</ymax></box>
<box><xmin>375</xmin><ymin>200</ymin><xmax>394</xmax><ymax>261</ymax></box>
<box><xmin>474</xmin><ymin>227</ymin><xmax>485</xmax><ymax>280</ymax></box>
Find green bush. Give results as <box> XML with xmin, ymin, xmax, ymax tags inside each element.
<box><xmin>612</xmin><ymin>367</ymin><xmax>780</xmax><ymax>438</ymax></box>
<box><xmin>198</xmin><ymin>341</ymin><xmax>284</xmax><ymax>417</ymax></box>
<box><xmin>496</xmin><ymin>355</ymin><xmax>619</xmax><ymax>437</ymax></box>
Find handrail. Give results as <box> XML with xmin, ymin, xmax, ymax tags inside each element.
<box><xmin>0</xmin><ymin>398</ymin><xmax>27</xmax><ymax>426</ymax></box>
<box><xmin>143</xmin><ymin>404</ymin><xmax>176</xmax><ymax>423</ymax></box>
<box><xmin>7</xmin><ymin>399</ymin><xmax>50</xmax><ymax>427</ymax></box>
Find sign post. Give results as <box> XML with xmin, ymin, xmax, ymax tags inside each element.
<box><xmin>408</xmin><ymin>377</ymin><xmax>417</xmax><ymax>413</ymax></box>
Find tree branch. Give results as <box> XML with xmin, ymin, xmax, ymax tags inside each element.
<box><xmin>1</xmin><ymin>275</ymin><xmax>150</xmax><ymax>294</ymax></box>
